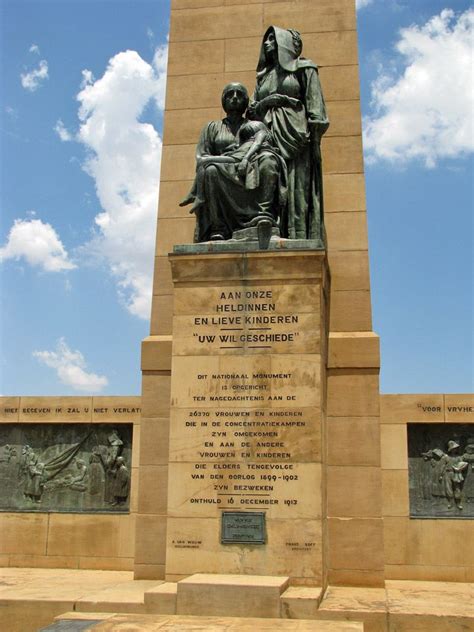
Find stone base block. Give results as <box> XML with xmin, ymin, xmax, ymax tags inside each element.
<box><xmin>280</xmin><ymin>586</ymin><xmax>324</xmax><ymax>619</ymax></box>
<box><xmin>145</xmin><ymin>581</ymin><xmax>177</xmax><ymax>614</ymax></box>
<box><xmin>52</xmin><ymin>612</ymin><xmax>364</xmax><ymax>631</ymax></box>
<box><xmin>0</xmin><ymin>568</ymin><xmax>133</xmax><ymax>632</ymax></box>
<box><xmin>316</xmin><ymin>586</ymin><xmax>387</xmax><ymax>632</ymax></box>
<box><xmin>176</xmin><ymin>573</ymin><xmax>289</xmax><ymax>618</ymax></box>
<box><xmin>74</xmin><ymin>579</ymin><xmax>160</xmax><ymax>614</ymax></box>
<box><xmin>386</xmin><ymin>579</ymin><xmax>474</xmax><ymax>632</ymax></box>
<box><xmin>2</xmin><ymin>599</ymin><xmax>76</xmax><ymax>632</ymax></box>
<box><xmin>314</xmin><ymin>581</ymin><xmax>474</xmax><ymax>632</ymax></box>
<box><xmin>173</xmin><ymin>236</ymin><xmax>324</xmax><ymax>253</ymax></box>
<box><xmin>134</xmin><ymin>563</ymin><xmax>166</xmax><ymax>580</ymax></box>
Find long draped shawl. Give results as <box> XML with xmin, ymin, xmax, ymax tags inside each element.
<box><xmin>254</xmin><ymin>26</ymin><xmax>329</xmax><ymax>240</ymax></box>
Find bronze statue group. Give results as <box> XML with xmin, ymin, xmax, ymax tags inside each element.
<box><xmin>180</xmin><ymin>27</ymin><xmax>329</xmax><ymax>244</ymax></box>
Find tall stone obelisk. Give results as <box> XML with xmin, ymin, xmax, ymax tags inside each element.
<box><xmin>135</xmin><ymin>0</ymin><xmax>384</xmax><ymax>588</ymax></box>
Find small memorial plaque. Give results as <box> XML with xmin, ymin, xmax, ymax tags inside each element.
<box><xmin>221</xmin><ymin>511</ymin><xmax>266</xmax><ymax>544</ymax></box>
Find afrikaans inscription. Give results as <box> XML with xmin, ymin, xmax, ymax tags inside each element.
<box><xmin>0</xmin><ymin>423</ymin><xmax>132</xmax><ymax>512</ymax></box>
<box><xmin>408</xmin><ymin>423</ymin><xmax>474</xmax><ymax>518</ymax></box>
<box><xmin>193</xmin><ymin>290</ymin><xmax>300</xmax><ymax>349</ymax></box>
<box><xmin>172</xmin><ymin>286</ymin><xmax>320</xmax><ymax>357</ymax></box>
<box><xmin>168</xmin><ymin>279</ymin><xmax>321</xmax><ymax>557</ymax></box>
<box><xmin>169</xmin><ymin>369</ymin><xmax>313</xmax><ymax>516</ymax></box>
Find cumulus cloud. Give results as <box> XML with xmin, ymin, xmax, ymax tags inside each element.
<box><xmin>5</xmin><ymin>105</ymin><xmax>17</xmax><ymax>118</ymax></box>
<box><xmin>21</xmin><ymin>59</ymin><xmax>49</xmax><ymax>91</ymax></box>
<box><xmin>80</xmin><ymin>69</ymin><xmax>94</xmax><ymax>88</ymax></box>
<box><xmin>54</xmin><ymin>119</ymin><xmax>73</xmax><ymax>141</ymax></box>
<box><xmin>0</xmin><ymin>218</ymin><xmax>76</xmax><ymax>272</ymax></box>
<box><xmin>29</xmin><ymin>43</ymin><xmax>40</xmax><ymax>54</ymax></box>
<box><xmin>75</xmin><ymin>45</ymin><xmax>168</xmax><ymax>319</ymax></box>
<box><xmin>33</xmin><ymin>338</ymin><xmax>108</xmax><ymax>392</ymax></box>
<box><xmin>356</xmin><ymin>0</ymin><xmax>374</xmax><ymax>9</ymax></box>
<box><xmin>364</xmin><ymin>8</ymin><xmax>474</xmax><ymax>167</ymax></box>
<box><xmin>153</xmin><ymin>44</ymin><xmax>168</xmax><ymax>109</ymax></box>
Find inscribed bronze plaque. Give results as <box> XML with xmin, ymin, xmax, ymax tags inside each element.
<box><xmin>408</xmin><ymin>423</ymin><xmax>474</xmax><ymax>518</ymax></box>
<box><xmin>221</xmin><ymin>511</ymin><xmax>266</xmax><ymax>544</ymax></box>
<box><xmin>0</xmin><ymin>423</ymin><xmax>132</xmax><ymax>513</ymax></box>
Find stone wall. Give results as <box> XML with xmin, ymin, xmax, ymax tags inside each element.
<box><xmin>0</xmin><ymin>397</ymin><xmax>140</xmax><ymax>571</ymax></box>
<box><xmin>381</xmin><ymin>393</ymin><xmax>474</xmax><ymax>582</ymax></box>
<box><xmin>2</xmin><ymin>392</ymin><xmax>473</xmax><ymax>582</ymax></box>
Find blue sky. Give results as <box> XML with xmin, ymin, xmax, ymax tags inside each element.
<box><xmin>0</xmin><ymin>0</ymin><xmax>472</xmax><ymax>396</ymax></box>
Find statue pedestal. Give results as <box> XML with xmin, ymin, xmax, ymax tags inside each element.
<box><xmin>165</xmin><ymin>248</ymin><xmax>329</xmax><ymax>584</ymax></box>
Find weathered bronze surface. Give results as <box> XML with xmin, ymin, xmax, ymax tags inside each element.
<box><xmin>180</xmin><ymin>83</ymin><xmax>287</xmax><ymax>243</ymax></box>
<box><xmin>181</xmin><ymin>27</ymin><xmax>329</xmax><ymax>245</ymax></box>
<box><xmin>0</xmin><ymin>423</ymin><xmax>132</xmax><ymax>513</ymax></box>
<box><xmin>252</xmin><ymin>26</ymin><xmax>329</xmax><ymax>241</ymax></box>
<box><xmin>408</xmin><ymin>424</ymin><xmax>474</xmax><ymax>518</ymax></box>
<box><xmin>221</xmin><ymin>511</ymin><xmax>266</xmax><ymax>544</ymax></box>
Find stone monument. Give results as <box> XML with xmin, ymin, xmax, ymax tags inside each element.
<box><xmin>136</xmin><ymin>1</ymin><xmax>385</xmax><ymax>590</ymax></box>
<box><xmin>2</xmin><ymin>2</ymin><xmax>474</xmax><ymax>630</ymax></box>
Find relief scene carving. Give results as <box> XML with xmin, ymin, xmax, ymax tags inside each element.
<box><xmin>408</xmin><ymin>424</ymin><xmax>474</xmax><ymax>518</ymax></box>
<box><xmin>0</xmin><ymin>424</ymin><xmax>132</xmax><ymax>512</ymax></box>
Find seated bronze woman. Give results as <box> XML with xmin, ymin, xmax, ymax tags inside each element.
<box><xmin>180</xmin><ymin>82</ymin><xmax>287</xmax><ymax>242</ymax></box>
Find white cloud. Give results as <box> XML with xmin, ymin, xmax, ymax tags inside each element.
<box><xmin>153</xmin><ymin>44</ymin><xmax>168</xmax><ymax>109</ymax></box>
<box><xmin>29</xmin><ymin>43</ymin><xmax>40</xmax><ymax>55</ymax></box>
<box><xmin>5</xmin><ymin>105</ymin><xmax>17</xmax><ymax>118</ymax></box>
<box><xmin>33</xmin><ymin>338</ymin><xmax>108</xmax><ymax>393</ymax></box>
<box><xmin>80</xmin><ymin>69</ymin><xmax>95</xmax><ymax>88</ymax></box>
<box><xmin>20</xmin><ymin>59</ymin><xmax>49</xmax><ymax>91</ymax></box>
<box><xmin>54</xmin><ymin>119</ymin><xmax>73</xmax><ymax>141</ymax></box>
<box><xmin>364</xmin><ymin>8</ymin><xmax>474</xmax><ymax>167</ymax></box>
<box><xmin>0</xmin><ymin>218</ymin><xmax>76</xmax><ymax>272</ymax></box>
<box><xmin>356</xmin><ymin>0</ymin><xmax>374</xmax><ymax>9</ymax></box>
<box><xmin>75</xmin><ymin>45</ymin><xmax>168</xmax><ymax>319</ymax></box>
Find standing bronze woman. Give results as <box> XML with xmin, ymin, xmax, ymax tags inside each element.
<box><xmin>250</xmin><ymin>27</ymin><xmax>329</xmax><ymax>241</ymax></box>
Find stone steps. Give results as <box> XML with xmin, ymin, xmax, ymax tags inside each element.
<box><xmin>49</xmin><ymin>612</ymin><xmax>364</xmax><ymax>631</ymax></box>
<box><xmin>1</xmin><ymin>568</ymin><xmax>473</xmax><ymax>631</ymax></box>
<box><xmin>75</xmin><ymin>579</ymin><xmax>160</xmax><ymax>615</ymax></box>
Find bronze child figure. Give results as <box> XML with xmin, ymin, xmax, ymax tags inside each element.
<box><xmin>180</xmin><ymin>83</ymin><xmax>286</xmax><ymax>242</ymax></box>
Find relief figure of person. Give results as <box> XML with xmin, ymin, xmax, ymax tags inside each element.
<box><xmin>20</xmin><ymin>444</ymin><xmax>33</xmax><ymax>479</ymax></box>
<box><xmin>23</xmin><ymin>450</ymin><xmax>45</xmax><ymax>503</ymax></box>
<box><xmin>2</xmin><ymin>444</ymin><xmax>16</xmax><ymax>463</ymax></box>
<box><xmin>421</xmin><ymin>447</ymin><xmax>445</xmax><ymax>501</ymax></box>
<box><xmin>110</xmin><ymin>456</ymin><xmax>130</xmax><ymax>506</ymax></box>
<box><xmin>95</xmin><ymin>430</ymin><xmax>124</xmax><ymax>503</ymax></box>
<box><xmin>462</xmin><ymin>442</ymin><xmax>474</xmax><ymax>504</ymax></box>
<box><xmin>439</xmin><ymin>441</ymin><xmax>468</xmax><ymax>510</ymax></box>
<box><xmin>249</xmin><ymin>27</ymin><xmax>329</xmax><ymax>240</ymax></box>
<box><xmin>66</xmin><ymin>459</ymin><xmax>88</xmax><ymax>492</ymax></box>
<box><xmin>180</xmin><ymin>83</ymin><xmax>286</xmax><ymax>241</ymax></box>
<box><xmin>88</xmin><ymin>452</ymin><xmax>104</xmax><ymax>496</ymax></box>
